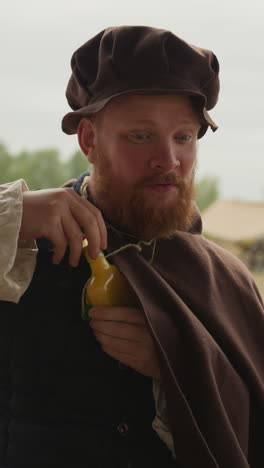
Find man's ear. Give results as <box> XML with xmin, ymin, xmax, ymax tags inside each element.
<box><xmin>77</xmin><ymin>118</ymin><xmax>97</xmax><ymax>163</ymax></box>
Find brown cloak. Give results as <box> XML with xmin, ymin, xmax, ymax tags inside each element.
<box><xmin>105</xmin><ymin>209</ymin><xmax>264</xmax><ymax>468</ymax></box>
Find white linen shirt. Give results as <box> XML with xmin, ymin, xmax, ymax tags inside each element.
<box><xmin>0</xmin><ymin>180</ymin><xmax>37</xmax><ymax>303</ymax></box>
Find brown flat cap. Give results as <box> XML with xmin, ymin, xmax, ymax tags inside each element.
<box><xmin>62</xmin><ymin>26</ymin><xmax>220</xmax><ymax>138</ymax></box>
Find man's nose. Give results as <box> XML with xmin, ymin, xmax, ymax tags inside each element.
<box><xmin>148</xmin><ymin>143</ymin><xmax>181</xmax><ymax>171</ymax></box>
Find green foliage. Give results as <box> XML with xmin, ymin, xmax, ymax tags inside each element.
<box><xmin>0</xmin><ymin>143</ymin><xmax>91</xmax><ymax>189</ymax></box>
<box><xmin>64</xmin><ymin>150</ymin><xmax>91</xmax><ymax>183</ymax></box>
<box><xmin>195</xmin><ymin>175</ymin><xmax>219</xmax><ymax>212</ymax></box>
<box><xmin>0</xmin><ymin>142</ymin><xmax>220</xmax><ymax>211</ymax></box>
<box><xmin>0</xmin><ymin>143</ymin><xmax>14</xmax><ymax>183</ymax></box>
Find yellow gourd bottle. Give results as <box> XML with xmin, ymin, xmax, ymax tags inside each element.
<box><xmin>81</xmin><ymin>240</ymin><xmax>137</xmax><ymax>320</ymax></box>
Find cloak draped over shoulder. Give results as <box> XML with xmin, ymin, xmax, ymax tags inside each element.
<box><xmin>104</xmin><ymin>206</ymin><xmax>264</xmax><ymax>468</ymax></box>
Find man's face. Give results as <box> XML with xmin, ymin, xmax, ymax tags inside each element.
<box><xmin>84</xmin><ymin>94</ymin><xmax>200</xmax><ymax>240</ymax></box>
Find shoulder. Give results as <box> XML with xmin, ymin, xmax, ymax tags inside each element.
<box><xmin>157</xmin><ymin>232</ymin><xmax>261</xmax><ymax>301</ymax></box>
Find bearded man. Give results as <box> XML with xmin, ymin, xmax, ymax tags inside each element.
<box><xmin>0</xmin><ymin>26</ymin><xmax>263</xmax><ymax>468</ymax></box>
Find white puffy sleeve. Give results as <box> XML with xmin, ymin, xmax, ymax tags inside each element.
<box><xmin>0</xmin><ymin>180</ymin><xmax>37</xmax><ymax>303</ymax></box>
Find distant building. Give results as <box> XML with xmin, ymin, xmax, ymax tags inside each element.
<box><xmin>202</xmin><ymin>199</ymin><xmax>264</xmax><ymax>242</ymax></box>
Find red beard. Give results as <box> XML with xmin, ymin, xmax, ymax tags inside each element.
<box><xmin>89</xmin><ymin>155</ymin><xmax>195</xmax><ymax>241</ymax></box>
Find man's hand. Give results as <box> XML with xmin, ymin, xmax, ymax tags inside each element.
<box><xmin>89</xmin><ymin>306</ymin><xmax>161</xmax><ymax>380</ymax></box>
<box><xmin>19</xmin><ymin>188</ymin><xmax>107</xmax><ymax>266</ymax></box>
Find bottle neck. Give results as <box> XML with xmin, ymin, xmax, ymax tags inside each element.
<box><xmin>86</xmin><ymin>252</ymin><xmax>110</xmax><ymax>274</ymax></box>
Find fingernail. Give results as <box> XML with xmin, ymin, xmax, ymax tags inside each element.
<box><xmin>91</xmin><ymin>251</ymin><xmax>99</xmax><ymax>259</ymax></box>
<box><xmin>89</xmin><ymin>308</ymin><xmax>95</xmax><ymax>318</ymax></box>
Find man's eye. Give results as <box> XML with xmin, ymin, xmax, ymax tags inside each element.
<box><xmin>175</xmin><ymin>135</ymin><xmax>192</xmax><ymax>143</ymax></box>
<box><xmin>128</xmin><ymin>133</ymin><xmax>150</xmax><ymax>143</ymax></box>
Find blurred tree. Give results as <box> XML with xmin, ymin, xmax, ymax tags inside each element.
<box><xmin>0</xmin><ymin>142</ymin><xmax>219</xmax><ymax>209</ymax></box>
<box><xmin>0</xmin><ymin>143</ymin><xmax>13</xmax><ymax>183</ymax></box>
<box><xmin>64</xmin><ymin>150</ymin><xmax>92</xmax><ymax>182</ymax></box>
<box><xmin>0</xmin><ymin>143</ymin><xmax>92</xmax><ymax>189</ymax></box>
<box><xmin>7</xmin><ymin>149</ymin><xmax>65</xmax><ymax>189</ymax></box>
<box><xmin>195</xmin><ymin>176</ymin><xmax>219</xmax><ymax>212</ymax></box>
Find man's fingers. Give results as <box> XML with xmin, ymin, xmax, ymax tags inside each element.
<box><xmin>49</xmin><ymin>188</ymin><xmax>107</xmax><ymax>264</ymax></box>
<box><xmin>60</xmin><ymin>178</ymin><xmax>77</xmax><ymax>188</ymax></box>
<box><xmin>95</xmin><ymin>334</ymin><xmax>160</xmax><ymax>380</ymax></box>
<box><xmin>49</xmin><ymin>224</ymin><xmax>68</xmax><ymax>265</ymax></box>
<box><xmin>90</xmin><ymin>319</ymin><xmax>151</xmax><ymax>345</ymax></box>
<box><xmin>52</xmin><ymin>244</ymin><xmax>67</xmax><ymax>265</ymax></box>
<box><xmin>68</xmin><ymin>236</ymin><xmax>84</xmax><ymax>267</ymax></box>
<box><xmin>82</xmin><ymin>203</ymin><xmax>108</xmax><ymax>252</ymax></box>
<box><xmin>67</xmin><ymin>189</ymin><xmax>108</xmax><ymax>249</ymax></box>
<box><xmin>89</xmin><ymin>307</ymin><xmax>161</xmax><ymax>380</ymax></box>
<box><xmin>94</xmin><ymin>332</ymin><xmax>138</xmax><ymax>354</ymax></box>
<box><xmin>20</xmin><ymin>187</ymin><xmax>108</xmax><ymax>265</ymax></box>
<box><xmin>89</xmin><ymin>306</ymin><xmax>145</xmax><ymax>324</ymax></box>
<box><xmin>61</xmin><ymin>215</ymin><xmax>85</xmax><ymax>267</ymax></box>
<box><xmin>68</xmin><ymin>196</ymin><xmax>107</xmax><ymax>258</ymax></box>
<box><xmin>76</xmin><ymin>209</ymin><xmax>102</xmax><ymax>259</ymax></box>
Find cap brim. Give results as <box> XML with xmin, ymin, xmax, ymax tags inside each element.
<box><xmin>62</xmin><ymin>88</ymin><xmax>218</xmax><ymax>138</ymax></box>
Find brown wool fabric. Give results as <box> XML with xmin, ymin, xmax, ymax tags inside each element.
<box><xmin>105</xmin><ymin>207</ymin><xmax>264</xmax><ymax>468</ymax></box>
<box><xmin>62</xmin><ymin>26</ymin><xmax>220</xmax><ymax>138</ymax></box>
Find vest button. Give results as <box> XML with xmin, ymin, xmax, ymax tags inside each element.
<box><xmin>117</xmin><ymin>422</ymin><xmax>129</xmax><ymax>436</ymax></box>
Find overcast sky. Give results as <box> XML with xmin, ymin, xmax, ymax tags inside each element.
<box><xmin>1</xmin><ymin>0</ymin><xmax>263</xmax><ymax>200</ymax></box>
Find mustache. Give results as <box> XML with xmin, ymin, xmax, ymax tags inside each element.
<box><xmin>137</xmin><ymin>173</ymin><xmax>187</xmax><ymax>187</ymax></box>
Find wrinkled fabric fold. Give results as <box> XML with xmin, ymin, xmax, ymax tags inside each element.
<box><xmin>104</xmin><ymin>220</ymin><xmax>264</xmax><ymax>467</ymax></box>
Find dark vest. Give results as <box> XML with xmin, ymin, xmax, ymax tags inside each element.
<box><xmin>0</xmin><ymin>239</ymin><xmax>176</xmax><ymax>468</ymax></box>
